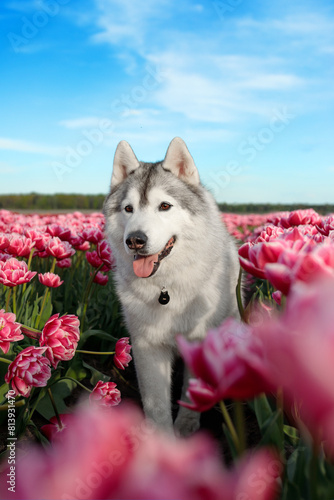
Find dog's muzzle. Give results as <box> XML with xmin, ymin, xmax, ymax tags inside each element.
<box><xmin>130</xmin><ymin>236</ymin><xmax>175</xmax><ymax>278</ymax></box>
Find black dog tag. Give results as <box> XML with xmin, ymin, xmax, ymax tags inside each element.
<box><xmin>158</xmin><ymin>288</ymin><xmax>170</xmax><ymax>305</ymax></box>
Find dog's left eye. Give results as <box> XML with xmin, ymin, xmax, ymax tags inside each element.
<box><xmin>159</xmin><ymin>202</ymin><xmax>172</xmax><ymax>211</ymax></box>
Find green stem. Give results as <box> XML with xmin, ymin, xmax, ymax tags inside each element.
<box><xmin>276</xmin><ymin>387</ymin><xmax>284</xmax><ymax>451</ymax></box>
<box><xmin>22</xmin><ymin>248</ymin><xmax>35</xmax><ymax>294</ymax></box>
<box><xmin>76</xmin><ymin>349</ymin><xmax>115</xmax><ymax>355</ymax></box>
<box><xmin>236</xmin><ymin>267</ymin><xmax>246</xmax><ymax>323</ymax></box>
<box><xmin>0</xmin><ymin>357</ymin><xmax>12</xmax><ymax>364</ymax></box>
<box><xmin>35</xmin><ymin>288</ymin><xmax>49</xmax><ymax>329</ymax></box>
<box><xmin>114</xmin><ymin>367</ymin><xmax>137</xmax><ymax>391</ymax></box>
<box><xmin>47</xmin><ymin>387</ymin><xmax>62</xmax><ymax>429</ymax></box>
<box><xmin>5</xmin><ymin>287</ymin><xmax>12</xmax><ymax>313</ymax></box>
<box><xmin>27</xmin><ymin>388</ymin><xmax>46</xmax><ymax>423</ymax></box>
<box><xmin>49</xmin><ymin>376</ymin><xmax>92</xmax><ymax>393</ymax></box>
<box><xmin>234</xmin><ymin>400</ymin><xmax>246</xmax><ymax>454</ymax></box>
<box><xmin>0</xmin><ymin>400</ymin><xmax>26</xmax><ymax>411</ymax></box>
<box><xmin>220</xmin><ymin>400</ymin><xmax>241</xmax><ymax>455</ymax></box>
<box><xmin>310</xmin><ymin>444</ymin><xmax>319</xmax><ymax>500</ymax></box>
<box><xmin>80</xmin><ymin>264</ymin><xmax>103</xmax><ymax>334</ymax></box>
<box><xmin>50</xmin><ymin>257</ymin><xmax>57</xmax><ymax>274</ymax></box>
<box><xmin>12</xmin><ymin>287</ymin><xmax>17</xmax><ymax>316</ymax></box>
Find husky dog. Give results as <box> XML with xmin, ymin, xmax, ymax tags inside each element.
<box><xmin>103</xmin><ymin>138</ymin><xmax>240</xmax><ymax>436</ymax></box>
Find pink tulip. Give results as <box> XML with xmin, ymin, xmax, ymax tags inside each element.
<box><xmin>5</xmin><ymin>346</ymin><xmax>51</xmax><ymax>397</ymax></box>
<box><xmin>0</xmin><ymin>309</ymin><xmax>23</xmax><ymax>354</ymax></box>
<box><xmin>238</xmin><ymin>240</ymin><xmax>286</xmax><ymax>279</ymax></box>
<box><xmin>2</xmin><ymin>404</ymin><xmax>280</xmax><ymax>500</ymax></box>
<box><xmin>93</xmin><ymin>271</ymin><xmax>109</xmax><ymax>286</ymax></box>
<box><xmin>46</xmin><ymin>237</ymin><xmax>75</xmax><ymax>260</ymax></box>
<box><xmin>40</xmin><ymin>313</ymin><xmax>80</xmax><ymax>368</ymax></box>
<box><xmin>114</xmin><ymin>337</ymin><xmax>132</xmax><ymax>370</ymax></box>
<box><xmin>6</xmin><ymin>235</ymin><xmax>35</xmax><ymax>258</ymax></box>
<box><xmin>38</xmin><ymin>272</ymin><xmax>64</xmax><ymax>288</ymax></box>
<box><xmin>56</xmin><ymin>257</ymin><xmax>72</xmax><ymax>268</ymax></box>
<box><xmin>0</xmin><ymin>233</ymin><xmax>10</xmax><ymax>250</ymax></box>
<box><xmin>177</xmin><ymin>318</ymin><xmax>272</xmax><ymax>412</ymax></box>
<box><xmin>317</xmin><ymin>215</ymin><xmax>334</xmax><ymax>236</ymax></box>
<box><xmin>86</xmin><ymin>249</ymin><xmax>103</xmax><ymax>268</ymax></box>
<box><xmin>278</xmin><ymin>208</ymin><xmax>322</xmax><ymax>228</ymax></box>
<box><xmin>265</xmin><ymin>240</ymin><xmax>334</xmax><ymax>295</ymax></box>
<box><xmin>82</xmin><ymin>226</ymin><xmax>104</xmax><ymax>244</ymax></box>
<box><xmin>25</xmin><ymin>229</ymin><xmax>50</xmax><ymax>251</ymax></box>
<box><xmin>97</xmin><ymin>240</ymin><xmax>114</xmax><ymax>267</ymax></box>
<box><xmin>41</xmin><ymin>414</ymin><xmax>75</xmax><ymax>442</ymax></box>
<box><xmin>46</xmin><ymin>224</ymin><xmax>72</xmax><ymax>241</ymax></box>
<box><xmin>0</xmin><ymin>257</ymin><xmax>37</xmax><ymax>287</ymax></box>
<box><xmin>89</xmin><ymin>381</ymin><xmax>121</xmax><ymax>407</ymax></box>
<box><xmin>272</xmin><ymin>290</ymin><xmax>282</xmax><ymax>306</ymax></box>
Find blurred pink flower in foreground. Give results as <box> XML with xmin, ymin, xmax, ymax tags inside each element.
<box><xmin>257</xmin><ymin>277</ymin><xmax>334</xmax><ymax>456</ymax></box>
<box><xmin>0</xmin><ymin>310</ymin><xmax>23</xmax><ymax>354</ymax></box>
<box><xmin>177</xmin><ymin>318</ymin><xmax>272</xmax><ymax>412</ymax></box>
<box><xmin>38</xmin><ymin>272</ymin><xmax>64</xmax><ymax>288</ymax></box>
<box><xmin>0</xmin><ymin>257</ymin><xmax>37</xmax><ymax>287</ymax></box>
<box><xmin>114</xmin><ymin>337</ymin><xmax>132</xmax><ymax>370</ymax></box>
<box><xmin>89</xmin><ymin>381</ymin><xmax>121</xmax><ymax>408</ymax></box>
<box><xmin>5</xmin><ymin>346</ymin><xmax>51</xmax><ymax>397</ymax></box>
<box><xmin>1</xmin><ymin>404</ymin><xmax>280</xmax><ymax>500</ymax></box>
<box><xmin>39</xmin><ymin>313</ymin><xmax>80</xmax><ymax>368</ymax></box>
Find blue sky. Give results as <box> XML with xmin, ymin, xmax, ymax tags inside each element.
<box><xmin>1</xmin><ymin>0</ymin><xmax>334</xmax><ymax>204</ymax></box>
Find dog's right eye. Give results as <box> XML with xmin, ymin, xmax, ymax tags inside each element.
<box><xmin>124</xmin><ymin>205</ymin><xmax>133</xmax><ymax>213</ymax></box>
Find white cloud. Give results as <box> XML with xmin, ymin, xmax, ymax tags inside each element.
<box><xmin>59</xmin><ymin>117</ymin><xmax>110</xmax><ymax>129</ymax></box>
<box><xmin>91</xmin><ymin>0</ymin><xmax>171</xmax><ymax>50</ymax></box>
<box><xmin>0</xmin><ymin>137</ymin><xmax>60</xmax><ymax>155</ymax></box>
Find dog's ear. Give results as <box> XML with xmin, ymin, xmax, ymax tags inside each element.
<box><xmin>163</xmin><ymin>137</ymin><xmax>200</xmax><ymax>186</ymax></box>
<box><xmin>111</xmin><ymin>141</ymin><xmax>140</xmax><ymax>187</ymax></box>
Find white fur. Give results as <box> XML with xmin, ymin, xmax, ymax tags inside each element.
<box><xmin>104</xmin><ymin>138</ymin><xmax>240</xmax><ymax>436</ymax></box>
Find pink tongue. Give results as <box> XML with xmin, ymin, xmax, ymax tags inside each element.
<box><xmin>133</xmin><ymin>253</ymin><xmax>159</xmax><ymax>278</ymax></box>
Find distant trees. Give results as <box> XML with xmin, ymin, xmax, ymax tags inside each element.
<box><xmin>0</xmin><ymin>194</ymin><xmax>333</xmax><ymax>214</ymax></box>
<box><xmin>0</xmin><ymin>194</ymin><xmax>106</xmax><ymax>211</ymax></box>
<box><xmin>217</xmin><ymin>202</ymin><xmax>334</xmax><ymax>215</ymax></box>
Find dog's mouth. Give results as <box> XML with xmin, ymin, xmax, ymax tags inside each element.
<box><xmin>132</xmin><ymin>236</ymin><xmax>175</xmax><ymax>278</ymax></box>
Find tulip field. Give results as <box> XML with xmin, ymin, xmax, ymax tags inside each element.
<box><xmin>1</xmin><ymin>207</ymin><xmax>334</xmax><ymax>499</ymax></box>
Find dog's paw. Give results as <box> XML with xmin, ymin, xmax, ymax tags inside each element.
<box><xmin>174</xmin><ymin>412</ymin><xmax>200</xmax><ymax>438</ymax></box>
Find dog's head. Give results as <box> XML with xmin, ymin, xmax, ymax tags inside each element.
<box><xmin>104</xmin><ymin>138</ymin><xmax>204</xmax><ymax>278</ymax></box>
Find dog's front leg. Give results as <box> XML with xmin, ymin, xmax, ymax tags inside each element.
<box><xmin>131</xmin><ymin>339</ymin><xmax>174</xmax><ymax>432</ymax></box>
<box><xmin>174</xmin><ymin>364</ymin><xmax>201</xmax><ymax>437</ymax></box>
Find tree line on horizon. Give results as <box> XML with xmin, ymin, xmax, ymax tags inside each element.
<box><xmin>0</xmin><ymin>193</ymin><xmax>333</xmax><ymax>215</ymax></box>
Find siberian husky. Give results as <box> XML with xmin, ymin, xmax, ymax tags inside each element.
<box><xmin>103</xmin><ymin>138</ymin><xmax>240</xmax><ymax>436</ymax></box>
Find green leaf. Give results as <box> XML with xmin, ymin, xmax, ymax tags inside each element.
<box><xmin>82</xmin><ymin>361</ymin><xmax>110</xmax><ymax>386</ymax></box>
<box><xmin>222</xmin><ymin>423</ymin><xmax>239</xmax><ymax>461</ymax></box>
<box><xmin>284</xmin><ymin>424</ymin><xmax>300</xmax><ymax>445</ymax></box>
<box><xmin>65</xmin><ymin>357</ymin><xmax>87</xmax><ymax>382</ymax></box>
<box><xmin>281</xmin><ymin>479</ymin><xmax>301</xmax><ymax>500</ymax></box>
<box><xmin>36</xmin><ymin>381</ymin><xmax>73</xmax><ymax>420</ymax></box>
<box><xmin>257</xmin><ymin>409</ymin><xmax>282</xmax><ymax>449</ymax></box>
<box><xmin>253</xmin><ymin>393</ymin><xmax>274</xmax><ymax>429</ymax></box>
<box><xmin>78</xmin><ymin>329</ymin><xmax>118</xmax><ymax>348</ymax></box>
<box><xmin>0</xmin><ymin>382</ymin><xmax>10</xmax><ymax>404</ymax></box>
<box><xmin>40</xmin><ymin>292</ymin><xmax>53</xmax><ymax>327</ymax></box>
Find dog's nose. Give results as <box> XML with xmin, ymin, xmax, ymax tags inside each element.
<box><xmin>126</xmin><ymin>231</ymin><xmax>148</xmax><ymax>250</ymax></box>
